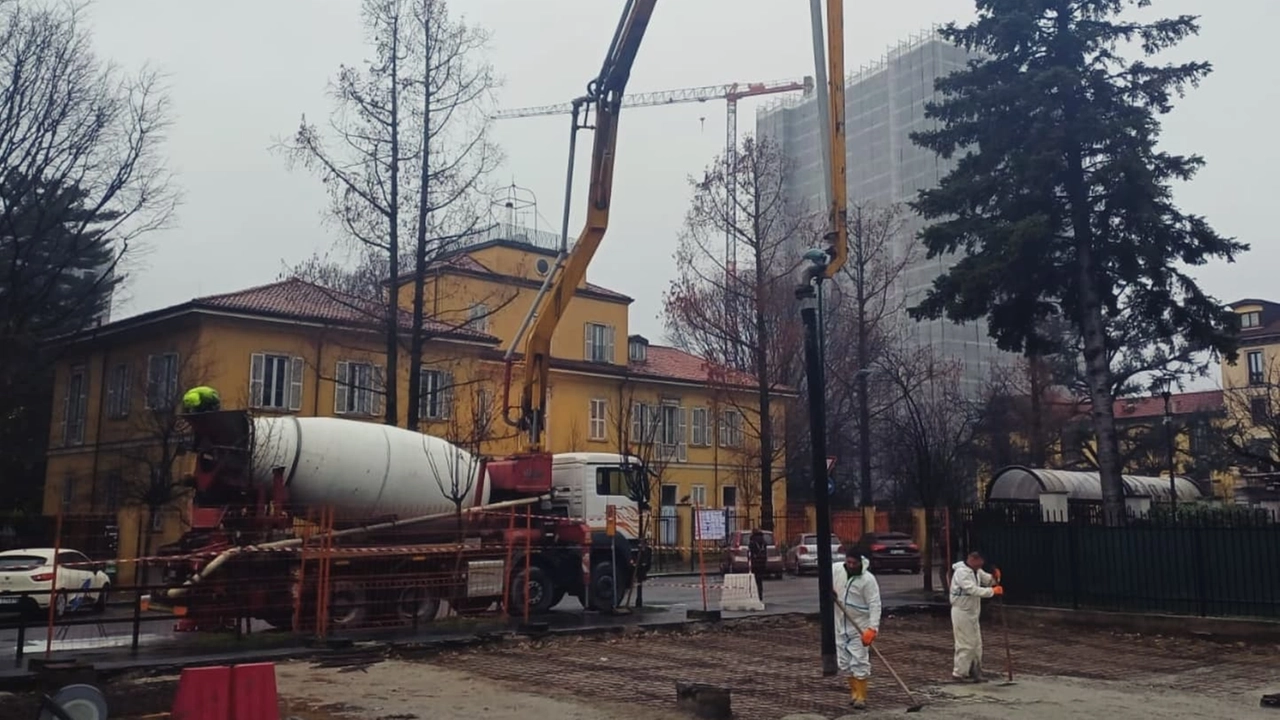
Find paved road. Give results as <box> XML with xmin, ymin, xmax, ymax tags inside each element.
<box><xmin>637</xmin><ymin>570</ymin><xmax>932</xmax><ymax>617</ymax></box>
<box><xmin>0</xmin><ymin>572</ymin><xmax>936</xmax><ymax>660</ymax></box>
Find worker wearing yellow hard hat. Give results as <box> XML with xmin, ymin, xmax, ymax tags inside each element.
<box><xmin>182</xmin><ymin>386</ymin><xmax>221</xmax><ymax>413</ymax></box>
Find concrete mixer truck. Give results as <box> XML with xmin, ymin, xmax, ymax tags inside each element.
<box><xmin>149</xmin><ymin>0</ymin><xmax>665</xmax><ymax>632</ymax></box>
<box><xmin>148</xmin><ymin>410</ymin><xmax>646</xmax><ymax>631</ymax></box>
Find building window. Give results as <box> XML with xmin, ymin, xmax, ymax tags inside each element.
<box><xmin>145</xmin><ymin>353</ymin><xmax>180</xmax><ymax>410</ymax></box>
<box><xmin>105</xmin><ymin>363</ymin><xmax>130</xmax><ymax>419</ymax></box>
<box><xmin>474</xmin><ymin>388</ymin><xmax>494</xmax><ymax>430</ymax></box>
<box><xmin>62</xmin><ymin>476</ymin><xmax>75</xmax><ymax>513</ymax></box>
<box><xmin>628</xmin><ymin>336</ymin><xmax>648</xmax><ymax>363</ymax></box>
<box><xmin>658</xmin><ymin>403</ymin><xmax>688</xmax><ymax>462</ymax></box>
<box><xmin>468</xmin><ymin>303</ymin><xmax>489</xmax><ymax>333</ymax></box>
<box><xmin>719</xmin><ymin>409</ymin><xmax>744</xmax><ymax>448</ymax></box>
<box><xmin>690</xmin><ymin>484</ymin><xmax>707</xmax><ymax>507</ymax></box>
<box><xmin>419</xmin><ymin>368</ymin><xmax>453</xmax><ymax>421</ymax></box>
<box><xmin>1248</xmin><ymin>351</ymin><xmax>1265</xmax><ymax>386</ymax></box>
<box><xmin>691</xmin><ymin>407</ymin><xmax>709</xmax><ymax>446</ymax></box>
<box><xmin>721</xmin><ymin>485</ymin><xmax>737</xmax><ymax>509</ymax></box>
<box><xmin>104</xmin><ymin>472</ymin><xmax>122</xmax><ymax>513</ymax></box>
<box><xmin>1251</xmin><ymin>397</ymin><xmax>1269</xmax><ymax>425</ymax></box>
<box><xmin>584</xmin><ymin>322</ymin><xmax>615</xmax><ymax>363</ymax></box>
<box><xmin>251</xmin><ymin>353</ymin><xmax>303</xmax><ymax>411</ymax></box>
<box><xmin>660</xmin><ymin>484</ymin><xmax>678</xmax><ymax>507</ymax></box>
<box><xmin>335</xmin><ymin>361</ymin><xmax>383</xmax><ymax>416</ymax></box>
<box><xmin>1241</xmin><ymin>311</ymin><xmax>1261</xmax><ymax>329</ymax></box>
<box><xmin>631</xmin><ymin>402</ymin><xmax>653</xmax><ymax>444</ymax></box>
<box><xmin>589</xmin><ymin>398</ymin><xmax>607</xmax><ymax>441</ymax></box>
<box><xmin>63</xmin><ymin>365</ymin><xmax>88</xmax><ymax>446</ymax></box>
<box><xmin>151</xmin><ymin>508</ymin><xmax>165</xmax><ymax>532</ymax></box>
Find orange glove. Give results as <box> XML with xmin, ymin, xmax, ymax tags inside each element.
<box><xmin>861</xmin><ymin>628</ymin><xmax>877</xmax><ymax>646</ymax></box>
<box><xmin>992</xmin><ymin>585</ymin><xmax>1004</xmax><ymax>597</ymax></box>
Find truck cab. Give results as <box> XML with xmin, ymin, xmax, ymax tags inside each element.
<box><xmin>550</xmin><ymin>453</ymin><xmax>646</xmax><ymax>541</ymax></box>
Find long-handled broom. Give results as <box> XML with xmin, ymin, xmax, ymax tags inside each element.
<box><xmin>996</xmin><ymin>579</ymin><xmax>1016</xmax><ymax>686</ymax></box>
<box><xmin>832</xmin><ymin>591</ymin><xmax>924</xmax><ymax>713</ymax></box>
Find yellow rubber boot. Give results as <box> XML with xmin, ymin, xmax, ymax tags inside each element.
<box><xmin>854</xmin><ymin>677</ymin><xmax>868</xmax><ymax>709</ymax></box>
<box><xmin>848</xmin><ymin>676</ymin><xmax>859</xmax><ymax>704</ymax></box>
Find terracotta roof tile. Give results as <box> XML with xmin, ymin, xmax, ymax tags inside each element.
<box><xmin>1111</xmin><ymin>390</ymin><xmax>1224</xmax><ymax>420</ymax></box>
<box><xmin>628</xmin><ymin>344</ymin><xmax>781</xmax><ymax>390</ymax></box>
<box><xmin>192</xmin><ymin>278</ymin><xmax>497</xmax><ymax>342</ymax></box>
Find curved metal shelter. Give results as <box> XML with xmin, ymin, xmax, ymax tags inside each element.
<box><xmin>986</xmin><ymin>466</ymin><xmax>1203</xmax><ymax>503</ymax></box>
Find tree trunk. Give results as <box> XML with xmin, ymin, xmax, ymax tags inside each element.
<box><xmin>383</xmin><ymin>18</ymin><xmax>402</xmax><ymax>428</ymax></box>
<box><xmin>856</xmin><ymin>245</ymin><xmax>873</xmax><ymax>508</ymax></box>
<box><xmin>1028</xmin><ymin>353</ymin><xmax>1044</xmax><ymax>467</ymax></box>
<box><xmin>407</xmin><ymin>6</ymin><xmax>433</xmax><ymax>433</ymax></box>
<box><xmin>1057</xmin><ymin>4</ymin><xmax>1123</xmax><ymax>524</ymax></box>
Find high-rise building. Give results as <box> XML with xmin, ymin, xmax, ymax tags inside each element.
<box><xmin>757</xmin><ymin>29</ymin><xmax>1014</xmax><ymax>395</ymax></box>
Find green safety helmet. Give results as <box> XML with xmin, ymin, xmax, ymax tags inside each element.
<box><xmin>182</xmin><ymin>386</ymin><xmax>220</xmax><ymax>410</ymax></box>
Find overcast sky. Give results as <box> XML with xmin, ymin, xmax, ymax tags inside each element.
<box><xmin>87</xmin><ymin>0</ymin><xmax>1276</xmax><ymax>361</ymax></box>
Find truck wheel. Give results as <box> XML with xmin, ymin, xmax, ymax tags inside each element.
<box><xmin>589</xmin><ymin>561</ymin><xmax>618</xmax><ymax>611</ymax></box>
<box><xmin>395</xmin><ymin>587</ymin><xmax>440</xmax><ymax>623</ymax></box>
<box><xmin>510</xmin><ymin>566</ymin><xmax>554</xmax><ymax>615</ymax></box>
<box><xmin>328</xmin><ymin>581</ymin><xmax>367</xmax><ymax>627</ymax></box>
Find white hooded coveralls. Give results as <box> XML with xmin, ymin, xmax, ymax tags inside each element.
<box><xmin>949</xmin><ymin>560</ymin><xmax>996</xmax><ymax>678</ymax></box>
<box><xmin>832</xmin><ymin>557</ymin><xmax>882</xmax><ymax>679</ymax></box>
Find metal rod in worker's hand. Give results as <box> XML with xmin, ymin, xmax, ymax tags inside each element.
<box><xmin>831</xmin><ymin>590</ymin><xmax>925</xmax><ymax>712</ymax></box>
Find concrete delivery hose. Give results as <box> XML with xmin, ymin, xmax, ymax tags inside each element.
<box><xmin>163</xmin><ymin>495</ymin><xmax>547</xmax><ymax>600</ymax></box>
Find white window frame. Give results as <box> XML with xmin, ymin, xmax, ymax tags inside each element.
<box><xmin>467</xmin><ymin>303</ymin><xmax>490</xmax><ymax>333</ymax></box>
<box><xmin>588</xmin><ymin>398</ymin><xmax>607</xmax><ymax>441</ymax></box>
<box><xmin>690</xmin><ymin>484</ymin><xmax>708</xmax><ymax>507</ymax></box>
<box><xmin>145</xmin><ymin>353</ymin><xmax>180</xmax><ymax>410</ymax></box>
<box><xmin>719</xmin><ymin>408</ymin><xmax>744</xmax><ymax>448</ymax></box>
<box><xmin>105</xmin><ymin>363</ymin><xmax>130</xmax><ymax>419</ymax></box>
<box><xmin>419</xmin><ymin>368</ymin><xmax>453</xmax><ymax>421</ymax></box>
<box><xmin>584</xmin><ymin>322</ymin><xmax>615</xmax><ymax>364</ymax></box>
<box><xmin>251</xmin><ymin>353</ymin><xmax>304</xmax><ymax>411</ymax></box>
<box><xmin>631</xmin><ymin>402</ymin><xmax>651</xmax><ymax>445</ymax></box>
<box><xmin>63</xmin><ymin>365</ymin><xmax>88</xmax><ymax>447</ymax></box>
<box><xmin>1241</xmin><ymin>311</ymin><xmax>1261</xmax><ymax>329</ymax></box>
<box><xmin>691</xmin><ymin>407</ymin><xmax>709</xmax><ymax>446</ymax></box>
<box><xmin>335</xmin><ymin>361</ymin><xmax>384</xmax><ymax>417</ymax></box>
<box><xmin>1247</xmin><ymin>351</ymin><xmax>1265</xmax><ymax>386</ymax></box>
<box><xmin>628</xmin><ymin>339</ymin><xmax>647</xmax><ymax>362</ymax></box>
<box><xmin>657</xmin><ymin>402</ymin><xmax>687</xmax><ymax>462</ymax></box>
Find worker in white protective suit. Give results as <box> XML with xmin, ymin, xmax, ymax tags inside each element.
<box><xmin>949</xmin><ymin>550</ymin><xmax>1003</xmax><ymax>682</ymax></box>
<box><xmin>832</xmin><ymin>545</ymin><xmax>882</xmax><ymax>708</ymax></box>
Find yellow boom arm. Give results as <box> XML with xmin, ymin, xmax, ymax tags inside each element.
<box><xmin>515</xmin><ymin>0</ymin><xmax>656</xmax><ymax>452</ymax></box>
<box><xmin>821</xmin><ymin>0</ymin><xmax>847</xmax><ymax>279</ymax></box>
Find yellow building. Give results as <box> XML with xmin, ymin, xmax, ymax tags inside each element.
<box><xmin>1220</xmin><ymin>298</ymin><xmax>1280</xmax><ymax>506</ymax></box>
<box><xmin>44</xmin><ymin>237</ymin><xmax>788</xmax><ymax>578</ymax></box>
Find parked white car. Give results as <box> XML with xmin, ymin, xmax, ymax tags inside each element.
<box><xmin>0</xmin><ymin>548</ymin><xmax>111</xmax><ymax>618</ymax></box>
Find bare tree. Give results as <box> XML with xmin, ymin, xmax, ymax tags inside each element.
<box><xmin>113</xmin><ymin>340</ymin><xmax>216</xmax><ymax>579</ymax></box>
<box><xmin>978</xmin><ymin>359</ymin><xmax>1082</xmax><ymax>470</ymax></box>
<box><xmin>0</xmin><ymin>1</ymin><xmax>177</xmax><ymax>511</ymax></box>
<box><xmin>606</xmin><ymin>376</ymin><xmax>671</xmax><ymax>608</ymax></box>
<box><xmin>877</xmin><ymin>346</ymin><xmax>983</xmax><ymax>592</ymax></box>
<box><xmin>280</xmin><ymin>0</ymin><xmax>499</xmax><ymax>430</ymax></box>
<box><xmin>664</xmin><ymin>136</ymin><xmax>815</xmax><ymax>529</ymax></box>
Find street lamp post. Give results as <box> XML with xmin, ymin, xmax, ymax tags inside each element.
<box><xmin>1162</xmin><ymin>388</ymin><xmax>1177</xmax><ymax>514</ymax></box>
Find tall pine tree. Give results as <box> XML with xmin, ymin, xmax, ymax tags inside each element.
<box><xmin>909</xmin><ymin>1</ymin><xmax>1243</xmax><ymax>523</ymax></box>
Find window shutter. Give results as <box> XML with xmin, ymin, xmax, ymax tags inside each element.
<box><xmin>605</xmin><ymin>325</ymin><xmax>616</xmax><ymax>364</ymax></box>
<box><xmin>631</xmin><ymin>403</ymin><xmax>643</xmax><ymax>443</ymax></box>
<box><xmin>372</xmin><ymin>365</ymin><xmax>386</xmax><ymax>417</ymax></box>
<box><xmin>441</xmin><ymin>371</ymin><xmax>454</xmax><ymax>420</ymax></box>
<box><xmin>74</xmin><ymin>376</ymin><xmax>87</xmax><ymax>444</ymax></box>
<box><xmin>584</xmin><ymin>323</ymin><xmax>595</xmax><ymax>361</ymax></box>
<box><xmin>105</xmin><ymin>370</ymin><xmax>118</xmax><ymax>420</ymax></box>
<box><xmin>249</xmin><ymin>353</ymin><xmax>265</xmax><ymax>408</ymax></box>
<box><xmin>678</xmin><ymin>406</ymin><xmax>688</xmax><ymax>462</ymax></box>
<box><xmin>334</xmin><ymin>361</ymin><xmax>349</xmax><ymax>414</ymax></box>
<box><xmin>118</xmin><ymin>365</ymin><xmax>131</xmax><ymax>415</ymax></box>
<box><xmin>289</xmin><ymin>356</ymin><xmax>304</xmax><ymax>411</ymax></box>
<box><xmin>61</xmin><ymin>374</ymin><xmax>71</xmax><ymax>446</ymax></box>
<box><xmin>166</xmin><ymin>354</ymin><xmax>180</xmax><ymax>407</ymax></box>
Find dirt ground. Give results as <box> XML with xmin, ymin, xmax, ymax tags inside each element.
<box><xmin>6</xmin><ymin>612</ymin><xmax>1277</xmax><ymax>719</ymax></box>
<box><xmin>269</xmin><ymin>613</ymin><xmax>1280</xmax><ymax>720</ymax></box>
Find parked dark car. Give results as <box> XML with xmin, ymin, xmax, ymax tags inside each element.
<box><xmin>864</xmin><ymin>532</ymin><xmax>921</xmax><ymax>573</ymax></box>
<box><xmin>719</xmin><ymin>530</ymin><xmax>783</xmax><ymax>578</ymax></box>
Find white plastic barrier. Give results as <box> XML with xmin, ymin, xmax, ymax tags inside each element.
<box><xmin>718</xmin><ymin>573</ymin><xmax>765</xmax><ymax>612</ymax></box>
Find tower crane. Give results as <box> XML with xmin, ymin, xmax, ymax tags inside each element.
<box><xmin>493</xmin><ymin>77</ymin><xmax>814</xmax><ymax>274</ymax></box>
